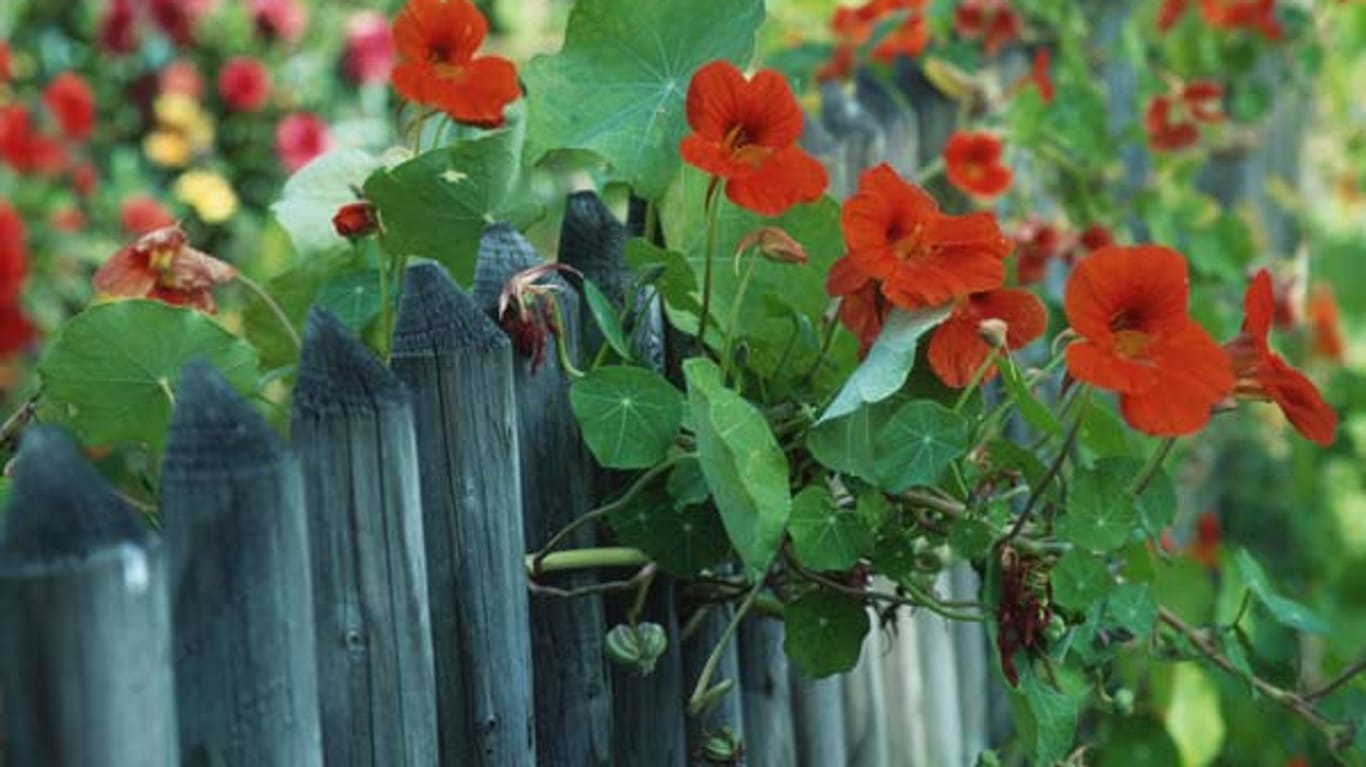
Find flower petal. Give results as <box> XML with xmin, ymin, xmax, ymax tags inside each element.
<box><xmin>685</xmin><ymin>60</ymin><xmax>747</xmax><ymax>140</ymax></box>
<box><xmin>724</xmin><ymin>145</ymin><xmax>828</xmax><ymax>216</ymax></box>
<box><xmin>1064</xmin><ymin>244</ymin><xmax>1190</xmax><ymax>342</ymax></box>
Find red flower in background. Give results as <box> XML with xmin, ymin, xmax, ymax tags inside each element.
<box><xmin>0</xmin><ymin>105</ymin><xmax>67</xmax><ymax>176</ymax></box>
<box><xmin>870</xmin><ymin>0</ymin><xmax>933</xmax><ymax>64</ymax></box>
<box><xmin>945</xmin><ymin>131</ymin><xmax>1012</xmax><ymax>198</ymax></box>
<box><xmin>928</xmin><ymin>288</ymin><xmax>1046</xmax><ymax>387</ymax></box>
<box><xmin>1010</xmin><ymin>218</ymin><xmax>1068</xmax><ymax>285</ymax></box>
<box><xmin>1146</xmin><ymin>80</ymin><xmax>1223</xmax><ymax>151</ymax></box>
<box><xmin>71</xmin><ymin>163</ymin><xmax>97</xmax><ymax>197</ymax></box>
<box><xmin>148</xmin><ymin>0</ymin><xmax>217</xmax><ymax>47</ymax></box>
<box><xmin>954</xmin><ymin>0</ymin><xmax>1020</xmax><ymax>57</ymax></box>
<box><xmin>1064</xmin><ymin>245</ymin><xmax>1234</xmax><ymax>436</ymax></box>
<box><xmin>842</xmin><ymin>164</ymin><xmax>1011</xmax><ymax>309</ymax></box>
<box><xmin>120</xmin><ymin>195</ymin><xmax>178</xmax><ymax>235</ymax></box>
<box><xmin>1223</xmin><ymin>270</ymin><xmax>1336</xmax><ymax>445</ymax></box>
<box><xmin>1027</xmin><ymin>49</ymin><xmax>1053</xmax><ymax>103</ymax></box>
<box><xmin>1201</xmin><ymin>0</ymin><xmax>1282</xmax><ymax>40</ymax></box>
<box><xmin>1158</xmin><ymin>0</ymin><xmax>1193</xmax><ymax>30</ymax></box>
<box><xmin>43</xmin><ymin>73</ymin><xmax>95</xmax><ymax>142</ymax></box>
<box><xmin>391</xmin><ymin>0</ymin><xmax>520</xmax><ymax>128</ymax></box>
<box><xmin>344</xmin><ymin>12</ymin><xmax>395</xmax><ymax>85</ymax></box>
<box><xmin>218</xmin><ymin>57</ymin><xmax>271</xmax><ymax>112</ymax></box>
<box><xmin>680</xmin><ymin>60</ymin><xmax>828</xmax><ymax>216</ymax></box>
<box><xmin>1188</xmin><ymin>512</ymin><xmax>1221</xmax><ymax>568</ymax></box>
<box><xmin>333</xmin><ymin>201</ymin><xmax>379</xmax><ymax>239</ymax></box>
<box><xmin>1309</xmin><ymin>283</ymin><xmax>1345</xmax><ymax>363</ymax></box>
<box><xmin>0</xmin><ymin>304</ymin><xmax>34</xmax><ymax>357</ymax></box>
<box><xmin>275</xmin><ymin>112</ymin><xmax>330</xmax><ymax>172</ymax></box>
<box><xmin>0</xmin><ymin>41</ymin><xmax>10</xmax><ymax>81</ymax></box>
<box><xmin>93</xmin><ymin>226</ymin><xmax>237</xmax><ymax>313</ymax></box>
<box><xmin>99</xmin><ymin>0</ymin><xmax>139</xmax><ymax>55</ymax></box>
<box><xmin>828</xmin><ymin>259</ymin><xmax>889</xmax><ymax>355</ymax></box>
<box><xmin>250</xmin><ymin>0</ymin><xmax>307</xmax><ymax>45</ymax></box>
<box><xmin>0</xmin><ymin>202</ymin><xmax>28</xmax><ymax>305</ymax></box>
<box><xmin>1078</xmin><ymin>224</ymin><xmax>1114</xmax><ymax>254</ymax></box>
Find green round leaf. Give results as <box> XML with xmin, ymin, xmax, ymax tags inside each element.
<box><xmin>872</xmin><ymin>400</ymin><xmax>970</xmax><ymax>493</ymax></box>
<box><xmin>271</xmin><ymin>147</ymin><xmax>383</xmax><ymax>254</ymax></box>
<box><xmin>1105</xmin><ymin>582</ymin><xmax>1158</xmax><ymax>638</ymax></box>
<box><xmin>1051</xmin><ymin>549</ymin><xmax>1113</xmax><ymax>612</ymax></box>
<box><xmin>789</xmin><ymin>486</ymin><xmax>874</xmax><ymax>572</ymax></box>
<box><xmin>605</xmin><ymin>464</ymin><xmax>729</xmax><ymax>577</ymax></box>
<box><xmin>1058</xmin><ymin>460</ymin><xmax>1137</xmax><ymax>552</ymax></box>
<box><xmin>570</xmin><ymin>366</ymin><xmax>684</xmax><ymax>470</ymax></box>
<box><xmin>783</xmin><ymin>589</ymin><xmax>870</xmax><ymax>678</ymax></box>
<box><xmin>39</xmin><ymin>300</ymin><xmax>259</xmax><ymax>451</ymax></box>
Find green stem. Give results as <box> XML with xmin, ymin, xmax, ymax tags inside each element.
<box><xmin>696</xmin><ymin>181</ymin><xmax>722</xmax><ymax>349</ymax></box>
<box><xmin>1126</xmin><ymin>437</ymin><xmax>1177</xmax><ymax>498</ymax></box>
<box><xmin>688</xmin><ymin>578</ymin><xmax>765</xmax><ymax>716</ymax></box>
<box><xmin>527</xmin><ymin>547</ymin><xmax>650</xmax><ymax>575</ymax></box>
<box><xmin>1001</xmin><ymin>396</ymin><xmax>1085</xmax><ymax>544</ymax></box>
<box><xmin>374</xmin><ymin>239</ymin><xmax>392</xmax><ymax>358</ymax></box>
<box><xmin>236</xmin><ymin>274</ymin><xmax>301</xmax><ymax>352</ymax></box>
<box><xmin>549</xmin><ymin>298</ymin><xmax>585</xmax><ymax>379</ymax></box>
<box><xmin>643</xmin><ymin>197</ymin><xmax>659</xmax><ymax>245</ymax></box>
<box><xmin>719</xmin><ymin>252</ymin><xmax>759</xmax><ymax>384</ymax></box>
<box><xmin>952</xmin><ymin>347</ymin><xmax>1001</xmax><ymax>414</ymax></box>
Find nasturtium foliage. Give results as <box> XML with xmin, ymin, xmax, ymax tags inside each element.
<box><xmin>569</xmin><ymin>366</ymin><xmax>684</xmax><ymax>470</ymax></box>
<box><xmin>788</xmin><ymin>485</ymin><xmax>874</xmax><ymax>571</ymax></box>
<box><xmin>1106</xmin><ymin>582</ymin><xmax>1159</xmax><ymax>638</ymax></box>
<box><xmin>1052</xmin><ymin>548</ymin><xmax>1114</xmax><ymax>613</ymax></box>
<box><xmin>605</xmin><ymin>474</ymin><xmax>729</xmax><ymax>578</ymax></box>
<box><xmin>623</xmin><ymin>238</ymin><xmax>704</xmax><ymax>319</ymax></box>
<box><xmin>1232</xmin><ymin>549</ymin><xmax>1330</xmax><ymax>634</ymax></box>
<box><xmin>1010</xmin><ymin>663</ymin><xmax>1085</xmax><ymax>767</ymax></box>
<box><xmin>820</xmin><ymin>305</ymin><xmax>953</xmax><ymax>423</ymax></box>
<box><xmin>523</xmin><ymin>0</ymin><xmax>764</xmax><ymax>200</ymax></box>
<box><xmin>581</xmin><ymin>278</ymin><xmax>633</xmax><ymax>361</ymax></box>
<box><xmin>999</xmin><ymin>356</ymin><xmax>1062</xmax><ymax>437</ymax></box>
<box><xmin>684</xmin><ymin>358</ymin><xmax>791</xmax><ymax>575</ymax></box>
<box><xmin>806</xmin><ymin>395</ymin><xmax>904</xmax><ymax>484</ymax></box>
<box><xmin>315</xmin><ymin>269</ymin><xmax>385</xmax><ymax>334</ymax></box>
<box><xmin>39</xmin><ymin>301</ymin><xmax>259</xmax><ymax>452</ymax></box>
<box><xmin>271</xmin><ymin>147</ymin><xmax>384</xmax><ymax>254</ymax></box>
<box><xmin>0</xmin><ymin>477</ymin><xmax>9</xmax><ymax>519</ymax></box>
<box><xmin>1058</xmin><ymin>460</ymin><xmax>1138</xmax><ymax>551</ymax></box>
<box><xmin>872</xmin><ymin>400</ymin><xmax>970</xmax><ymax>493</ymax></box>
<box><xmin>783</xmin><ymin>588</ymin><xmax>870</xmax><ymax>678</ymax></box>
<box><xmin>364</xmin><ymin>129</ymin><xmax>523</xmax><ymax>285</ymax></box>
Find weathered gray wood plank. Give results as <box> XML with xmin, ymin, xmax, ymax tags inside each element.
<box><xmin>0</xmin><ymin>427</ymin><xmax>177</xmax><ymax>767</ymax></box>
<box><xmin>683</xmin><ymin>601</ymin><xmax>745</xmax><ymax>765</ymax></box>
<box><xmin>738</xmin><ymin>616</ymin><xmax>795</xmax><ymax>767</ymax></box>
<box><xmin>789</xmin><ymin>670</ymin><xmax>847</xmax><ymax>767</ymax></box>
<box><xmin>473</xmin><ymin>224</ymin><xmax>613</xmax><ymax>766</ymax></box>
<box><xmin>292</xmin><ymin>309</ymin><xmax>438</xmax><ymax>765</ymax></box>
<box><xmin>390</xmin><ymin>262</ymin><xmax>535</xmax><ymax>766</ymax></box>
<box><xmin>161</xmin><ymin>361</ymin><xmax>322</xmax><ymax>767</ymax></box>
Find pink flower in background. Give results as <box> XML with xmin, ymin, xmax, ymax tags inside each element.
<box><xmin>98</xmin><ymin>0</ymin><xmax>139</xmax><ymax>55</ymax></box>
<box><xmin>275</xmin><ymin>112</ymin><xmax>330</xmax><ymax>172</ymax></box>
<box><xmin>159</xmin><ymin>60</ymin><xmax>204</xmax><ymax>98</ymax></box>
<box><xmin>218</xmin><ymin>57</ymin><xmax>271</xmax><ymax>112</ymax></box>
<box><xmin>43</xmin><ymin>72</ymin><xmax>96</xmax><ymax>142</ymax></box>
<box><xmin>250</xmin><ymin>0</ymin><xmax>307</xmax><ymax>44</ymax></box>
<box><xmin>344</xmin><ymin>12</ymin><xmax>395</xmax><ymax>85</ymax></box>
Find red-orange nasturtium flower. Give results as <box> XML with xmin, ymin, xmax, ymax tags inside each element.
<box><xmin>1309</xmin><ymin>283</ymin><xmax>1344</xmax><ymax>363</ymax></box>
<box><xmin>1063</xmin><ymin>245</ymin><xmax>1234</xmax><ymax>436</ymax></box>
<box><xmin>680</xmin><ymin>60</ymin><xmax>828</xmax><ymax>217</ymax></box>
<box><xmin>390</xmin><ymin>0</ymin><xmax>520</xmax><ymax>129</ymax></box>
<box><xmin>333</xmin><ymin>200</ymin><xmax>379</xmax><ymax>239</ymax></box>
<box><xmin>827</xmin><ymin>258</ymin><xmax>888</xmax><ymax>355</ymax></box>
<box><xmin>1200</xmin><ymin>0</ymin><xmax>1283</xmax><ymax>40</ymax></box>
<box><xmin>869</xmin><ymin>0</ymin><xmax>932</xmax><ymax>63</ymax></box>
<box><xmin>1146</xmin><ymin>80</ymin><xmax>1224</xmax><ymax>152</ymax></box>
<box><xmin>841</xmin><ymin>164</ymin><xmax>1011</xmax><ymax>309</ymax></box>
<box><xmin>954</xmin><ymin>0</ymin><xmax>1020</xmax><ymax>57</ymax></box>
<box><xmin>1021</xmin><ymin>49</ymin><xmax>1053</xmax><ymax>103</ymax></box>
<box><xmin>92</xmin><ymin>226</ymin><xmax>237</xmax><ymax>313</ymax></box>
<box><xmin>945</xmin><ymin>131</ymin><xmax>1012</xmax><ymax>199</ymax></box>
<box><xmin>1222</xmin><ymin>269</ymin><xmax>1336</xmax><ymax>445</ymax></box>
<box><xmin>927</xmin><ymin>288</ymin><xmax>1046</xmax><ymax>387</ymax></box>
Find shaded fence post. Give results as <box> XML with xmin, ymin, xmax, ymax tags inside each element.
<box><xmin>789</xmin><ymin>671</ymin><xmax>847</xmax><ymax>767</ymax></box>
<box><xmin>738</xmin><ymin>616</ymin><xmax>795</xmax><ymax>767</ymax></box>
<box><xmin>291</xmin><ymin>310</ymin><xmax>438</xmax><ymax>765</ymax></box>
<box><xmin>683</xmin><ymin>600</ymin><xmax>746</xmax><ymax>762</ymax></box>
<box><xmin>390</xmin><ymin>263</ymin><xmax>535</xmax><ymax>766</ymax></box>
<box><xmin>473</xmin><ymin>224</ymin><xmax>613</xmax><ymax>766</ymax></box>
<box><xmin>161</xmin><ymin>361</ymin><xmax>322</xmax><ymax>766</ymax></box>
<box><xmin>0</xmin><ymin>427</ymin><xmax>177</xmax><ymax>766</ymax></box>
<box><xmin>560</xmin><ymin>190</ymin><xmax>688</xmax><ymax>767</ymax></box>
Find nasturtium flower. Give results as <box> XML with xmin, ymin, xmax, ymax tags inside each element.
<box><xmin>93</xmin><ymin>226</ymin><xmax>237</xmax><ymax>313</ymax></box>
<box><xmin>250</xmin><ymin>0</ymin><xmax>307</xmax><ymax>45</ymax></box>
<box><xmin>0</xmin><ymin>41</ymin><xmax>10</xmax><ymax>81</ymax></box>
<box><xmin>333</xmin><ymin>201</ymin><xmax>379</xmax><ymax>239</ymax></box>
<box><xmin>954</xmin><ymin>0</ymin><xmax>1020</xmax><ymax>57</ymax></box>
<box><xmin>1011</xmin><ymin>219</ymin><xmax>1066</xmax><ymax>285</ymax></box>
<box><xmin>869</xmin><ymin>0</ymin><xmax>933</xmax><ymax>63</ymax></box>
<box><xmin>1146</xmin><ymin>80</ymin><xmax>1223</xmax><ymax>152</ymax></box>
<box><xmin>43</xmin><ymin>72</ymin><xmax>95</xmax><ymax>142</ymax></box>
<box><xmin>842</xmin><ymin>164</ymin><xmax>1010</xmax><ymax>309</ymax></box>
<box><xmin>345</xmin><ymin>12</ymin><xmax>395</xmax><ymax>85</ymax></box>
<box><xmin>1309</xmin><ymin>284</ymin><xmax>1344</xmax><ymax>363</ymax></box>
<box><xmin>1223</xmin><ymin>270</ymin><xmax>1336</xmax><ymax>445</ymax></box>
<box><xmin>0</xmin><ymin>303</ymin><xmax>34</xmax><ymax>357</ymax></box>
<box><xmin>98</xmin><ymin>0</ymin><xmax>138</xmax><ymax>55</ymax></box>
<box><xmin>217</xmin><ymin>57</ymin><xmax>271</xmax><ymax>113</ymax></box>
<box><xmin>1064</xmin><ymin>245</ymin><xmax>1234</xmax><ymax>436</ymax></box>
<box><xmin>827</xmin><ymin>257</ymin><xmax>888</xmax><ymax>355</ymax></box>
<box><xmin>1200</xmin><ymin>0</ymin><xmax>1282</xmax><ymax>39</ymax></box>
<box><xmin>944</xmin><ymin>131</ymin><xmax>1012</xmax><ymax>199</ymax></box>
<box><xmin>0</xmin><ymin>202</ymin><xmax>29</xmax><ymax>305</ymax></box>
<box><xmin>927</xmin><ymin>288</ymin><xmax>1046</xmax><ymax>388</ymax></box>
<box><xmin>275</xmin><ymin>112</ymin><xmax>330</xmax><ymax>172</ymax></box>
<box><xmin>391</xmin><ymin>0</ymin><xmax>520</xmax><ymax>128</ymax></box>
<box><xmin>680</xmin><ymin>60</ymin><xmax>828</xmax><ymax>217</ymax></box>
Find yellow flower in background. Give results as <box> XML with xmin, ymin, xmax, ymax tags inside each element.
<box><xmin>143</xmin><ymin>131</ymin><xmax>191</xmax><ymax>168</ymax></box>
<box><xmin>154</xmin><ymin>93</ymin><xmax>203</xmax><ymax>132</ymax></box>
<box><xmin>174</xmin><ymin>170</ymin><xmax>238</xmax><ymax>223</ymax></box>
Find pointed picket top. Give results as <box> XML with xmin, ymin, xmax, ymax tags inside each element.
<box><xmin>295</xmin><ymin>308</ymin><xmax>407</xmax><ymax>415</ymax></box>
<box><xmin>162</xmin><ymin>359</ymin><xmax>286</xmax><ymax>479</ymax></box>
<box><xmin>559</xmin><ymin>190</ymin><xmax>627</xmax><ymax>295</ymax></box>
<box><xmin>472</xmin><ymin>222</ymin><xmax>566</xmax><ymax>315</ymax></box>
<box><xmin>0</xmin><ymin>426</ymin><xmax>146</xmax><ymax>563</ymax></box>
<box><xmin>392</xmin><ymin>262</ymin><xmax>508</xmax><ymax>356</ymax></box>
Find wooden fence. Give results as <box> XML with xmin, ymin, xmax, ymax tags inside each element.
<box><xmin>0</xmin><ymin>18</ymin><xmax>1307</xmax><ymax>765</ymax></box>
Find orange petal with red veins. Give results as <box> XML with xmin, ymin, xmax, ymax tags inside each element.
<box><xmin>684</xmin><ymin>60</ymin><xmax>748</xmax><ymax>140</ymax></box>
<box><xmin>1066</xmin><ymin>340</ymin><xmax>1160</xmax><ymax>394</ymax></box>
<box><xmin>724</xmin><ymin>145</ymin><xmax>827</xmax><ymax>217</ymax></box>
<box><xmin>1064</xmin><ymin>245</ymin><xmax>1190</xmax><ymax>342</ymax></box>
<box><xmin>429</xmin><ymin>56</ymin><xmax>520</xmax><ymax>128</ymax></box>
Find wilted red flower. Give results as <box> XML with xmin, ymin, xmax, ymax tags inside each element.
<box><xmin>1223</xmin><ymin>270</ymin><xmax>1336</xmax><ymax>445</ymax></box>
<box><xmin>945</xmin><ymin>131</ymin><xmax>1012</xmax><ymax>198</ymax></box>
<box><xmin>843</xmin><ymin>164</ymin><xmax>1011</xmax><ymax>309</ymax></box>
<box><xmin>344</xmin><ymin>11</ymin><xmax>395</xmax><ymax>85</ymax></box>
<box><xmin>333</xmin><ymin>201</ymin><xmax>378</xmax><ymax>239</ymax></box>
<box><xmin>217</xmin><ymin>57</ymin><xmax>271</xmax><ymax>112</ymax></box>
<box><xmin>275</xmin><ymin>112</ymin><xmax>330</xmax><ymax>173</ymax></box>
<box><xmin>1064</xmin><ymin>245</ymin><xmax>1234</xmax><ymax>436</ymax></box>
<box><xmin>736</xmin><ymin>226</ymin><xmax>808</xmax><ymax>267</ymax></box>
<box><xmin>680</xmin><ymin>60</ymin><xmax>828</xmax><ymax>216</ymax></box>
<box><xmin>954</xmin><ymin>0</ymin><xmax>1020</xmax><ymax>57</ymax></box>
<box><xmin>43</xmin><ymin>73</ymin><xmax>96</xmax><ymax>142</ymax></box>
<box><xmin>391</xmin><ymin>0</ymin><xmax>520</xmax><ymax>128</ymax></box>
<box><xmin>1308</xmin><ymin>283</ymin><xmax>1344</xmax><ymax>363</ymax></box>
<box><xmin>71</xmin><ymin>162</ymin><xmax>97</xmax><ymax>197</ymax></box>
<box><xmin>250</xmin><ymin>0</ymin><xmax>307</xmax><ymax>44</ymax></box>
<box><xmin>119</xmin><ymin>195</ymin><xmax>178</xmax><ymax>235</ymax></box>
<box><xmin>0</xmin><ymin>202</ymin><xmax>28</xmax><ymax>305</ymax></box>
<box><xmin>93</xmin><ymin>226</ymin><xmax>237</xmax><ymax>313</ymax></box>
<box><xmin>1146</xmin><ymin>80</ymin><xmax>1223</xmax><ymax>152</ymax></box>
<box><xmin>1200</xmin><ymin>0</ymin><xmax>1282</xmax><ymax>40</ymax></box>
<box><xmin>99</xmin><ymin>0</ymin><xmax>139</xmax><ymax>55</ymax></box>
<box><xmin>927</xmin><ymin>288</ymin><xmax>1046</xmax><ymax>387</ymax></box>
<box><xmin>995</xmin><ymin>548</ymin><xmax>1052</xmax><ymax>686</ymax></box>
<box><xmin>496</xmin><ymin>262</ymin><xmax>580</xmax><ymax>374</ymax></box>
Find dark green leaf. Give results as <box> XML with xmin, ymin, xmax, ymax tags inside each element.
<box><xmin>582</xmin><ymin>278</ymin><xmax>633</xmax><ymax>361</ymax></box>
<box><xmin>666</xmin><ymin>455</ymin><xmax>709</xmax><ymax>507</ymax></box>
<box><xmin>999</xmin><ymin>356</ymin><xmax>1062</xmax><ymax>437</ymax></box>
<box><xmin>1058</xmin><ymin>459</ymin><xmax>1137</xmax><ymax>551</ymax></box>
<box><xmin>570</xmin><ymin>366</ymin><xmax>684</xmax><ymax>469</ymax></box>
<box><xmin>1232</xmin><ymin>549</ymin><xmax>1329</xmax><ymax>634</ymax></box>
<box><xmin>789</xmin><ymin>486</ymin><xmax>874</xmax><ymax>571</ymax></box>
<box><xmin>1011</xmin><ymin>663</ymin><xmax>1084</xmax><ymax>765</ymax></box>
<box><xmin>872</xmin><ymin>400</ymin><xmax>969</xmax><ymax>493</ymax></box>
<box><xmin>1106</xmin><ymin>582</ymin><xmax>1158</xmax><ymax>637</ymax></box>
<box><xmin>39</xmin><ymin>301</ymin><xmax>259</xmax><ymax>452</ymax></box>
<box><xmin>605</xmin><ymin>479</ymin><xmax>729</xmax><ymax>577</ymax></box>
<box><xmin>684</xmin><ymin>358</ymin><xmax>790</xmax><ymax>574</ymax></box>
<box><xmin>523</xmin><ymin>0</ymin><xmax>764</xmax><ymax>199</ymax></box>
<box><xmin>806</xmin><ymin>396</ymin><xmax>903</xmax><ymax>483</ymax></box>
<box><xmin>1051</xmin><ymin>549</ymin><xmax>1113</xmax><ymax>612</ymax></box>
<box><xmin>783</xmin><ymin>589</ymin><xmax>870</xmax><ymax>678</ymax></box>
<box><xmin>316</xmin><ymin>269</ymin><xmax>384</xmax><ymax>333</ymax></box>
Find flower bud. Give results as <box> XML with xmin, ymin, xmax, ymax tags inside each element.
<box><xmin>603</xmin><ymin>622</ymin><xmax>668</xmax><ymax>675</ymax></box>
<box><xmin>978</xmin><ymin>317</ymin><xmax>1009</xmax><ymax>350</ymax></box>
<box><xmin>1112</xmin><ymin>687</ymin><xmax>1135</xmax><ymax>716</ymax></box>
<box><xmin>735</xmin><ymin>225</ymin><xmax>807</xmax><ymax>271</ymax></box>
<box><xmin>332</xmin><ymin>200</ymin><xmax>378</xmax><ymax>239</ymax></box>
